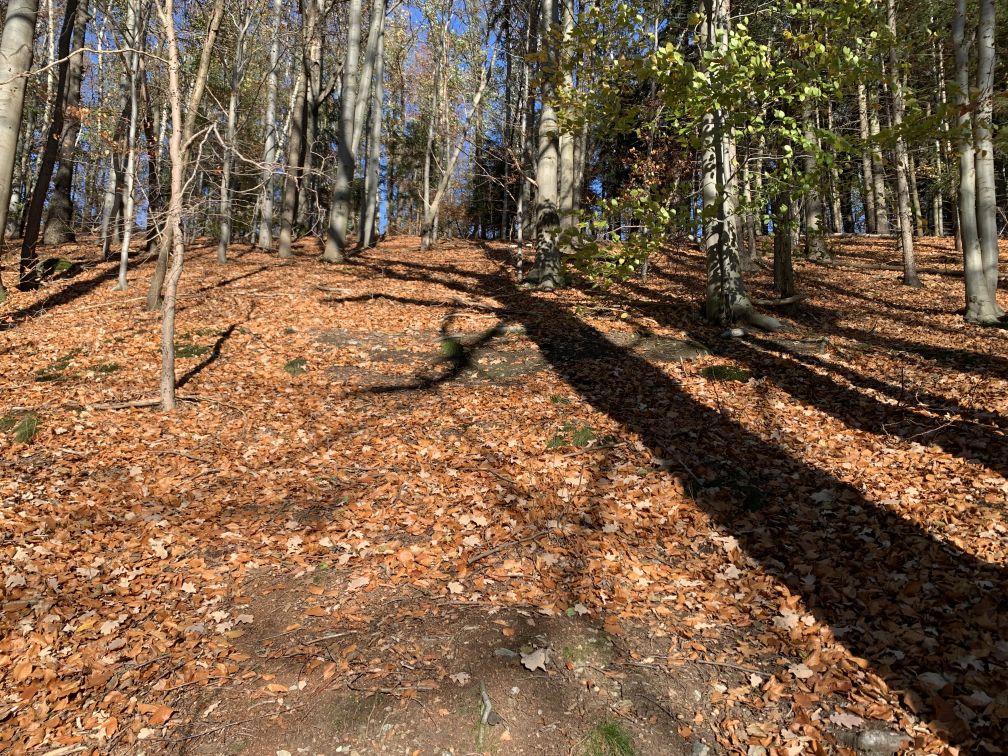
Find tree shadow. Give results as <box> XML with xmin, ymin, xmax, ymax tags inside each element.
<box><xmin>177</xmin><ymin>323</ymin><xmax>238</xmax><ymax>389</ymax></box>
<box><xmin>0</xmin><ymin>261</ymin><xmax>123</xmax><ymax>330</ymax></box>
<box><xmin>348</xmin><ymin>246</ymin><xmax>1007</xmax><ymax>748</ymax></box>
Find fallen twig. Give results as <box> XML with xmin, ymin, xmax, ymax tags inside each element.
<box><xmin>467</xmin><ymin>527</ymin><xmax>551</xmax><ymax>566</ymax></box>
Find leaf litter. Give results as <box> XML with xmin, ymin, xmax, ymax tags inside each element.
<box><xmin>0</xmin><ymin>235</ymin><xmax>1006</xmax><ymax>754</ymax></box>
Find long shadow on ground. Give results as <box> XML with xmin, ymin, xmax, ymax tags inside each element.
<box><xmin>353</xmin><ymin>245</ymin><xmax>1007</xmax><ymax>749</ymax></box>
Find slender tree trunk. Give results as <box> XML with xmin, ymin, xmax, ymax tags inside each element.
<box><xmin>257</xmin><ymin>0</ymin><xmax>281</xmax><ymax>249</ymax></box>
<box><xmin>18</xmin><ymin>0</ymin><xmax>81</xmax><ymax>290</ymax></box>
<box><xmin>886</xmin><ymin>0</ymin><xmax>921</xmax><ymax>287</ymax></box>
<box><xmin>155</xmin><ymin>0</ymin><xmax>187</xmax><ymax>410</ymax></box>
<box><xmin>278</xmin><ymin>66</ymin><xmax>307</xmax><ymax>258</ymax></box>
<box><xmin>218</xmin><ymin>13</ymin><xmax>252</xmax><ymax>264</ymax></box>
<box><xmin>557</xmin><ymin>0</ymin><xmax>575</xmax><ymax>230</ymax></box>
<box><xmin>908</xmin><ymin>154</ymin><xmax>924</xmax><ymax>236</ymax></box>
<box><xmin>774</xmin><ymin>192</ymin><xmax>796</xmax><ymax>298</ymax></box>
<box><xmin>868</xmin><ymin>87</ymin><xmax>890</xmax><ymax>234</ymax></box>
<box><xmin>359</xmin><ymin>28</ymin><xmax>385</xmax><ymax>248</ymax></box>
<box><xmin>802</xmin><ymin>103</ymin><xmax>827</xmax><ymax>260</ymax></box>
<box><xmin>857</xmin><ymin>83</ymin><xmax>877</xmax><ymax>234</ymax></box>
<box><xmin>974</xmin><ymin>0</ymin><xmax>1002</xmax><ymax>313</ymax></box>
<box><xmin>0</xmin><ymin>0</ymin><xmax>38</xmax><ymax>302</ymax></box>
<box><xmin>323</xmin><ymin>0</ymin><xmax>363</xmax><ymax>262</ymax></box>
<box><xmin>43</xmin><ymin>0</ymin><xmax>87</xmax><ymax>246</ymax></box>
<box><xmin>115</xmin><ymin>0</ymin><xmax>142</xmax><ymax>291</ymax></box>
<box><xmin>826</xmin><ymin>101</ymin><xmax>843</xmax><ymax>234</ymax></box>
<box><xmin>419</xmin><ymin>47</ymin><xmax>497</xmax><ymax>250</ymax></box>
<box><xmin>146</xmin><ymin>0</ymin><xmax>225</xmax><ymax>310</ymax></box>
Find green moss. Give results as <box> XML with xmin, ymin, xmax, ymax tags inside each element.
<box><xmin>174</xmin><ymin>342</ymin><xmax>211</xmax><ymax>359</ymax></box>
<box><xmin>585</xmin><ymin>721</ymin><xmax>635</xmax><ymax>756</ymax></box>
<box><xmin>284</xmin><ymin>357</ymin><xmax>308</xmax><ymax>376</ymax></box>
<box><xmin>12</xmin><ymin>414</ymin><xmax>38</xmax><ymax>444</ymax></box>
<box><xmin>35</xmin><ymin>348</ymin><xmax>84</xmax><ymax>381</ymax></box>
<box><xmin>701</xmin><ymin>364</ymin><xmax>752</xmax><ymax>382</ymax></box>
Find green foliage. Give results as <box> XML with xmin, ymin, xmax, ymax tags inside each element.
<box><xmin>174</xmin><ymin>342</ymin><xmax>211</xmax><ymax>359</ymax></box>
<box><xmin>284</xmin><ymin>357</ymin><xmax>308</xmax><ymax>376</ymax></box>
<box><xmin>585</xmin><ymin>721</ymin><xmax>635</xmax><ymax>756</ymax></box>
<box><xmin>35</xmin><ymin>348</ymin><xmax>84</xmax><ymax>382</ymax></box>
<box><xmin>5</xmin><ymin>413</ymin><xmax>39</xmax><ymax>444</ymax></box>
<box><xmin>548</xmin><ymin>422</ymin><xmax>597</xmax><ymax>450</ymax></box>
<box><xmin>440</xmin><ymin>338</ymin><xmax>465</xmax><ymax>359</ymax></box>
<box><xmin>701</xmin><ymin>364</ymin><xmax>752</xmax><ymax>382</ymax></box>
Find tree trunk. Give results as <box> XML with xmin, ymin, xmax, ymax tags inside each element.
<box><xmin>359</xmin><ymin>28</ymin><xmax>385</xmax><ymax>249</ymax></box>
<box><xmin>43</xmin><ymin>0</ymin><xmax>87</xmax><ymax>246</ymax></box>
<box><xmin>868</xmin><ymin>87</ymin><xmax>890</xmax><ymax>235</ymax></box>
<box><xmin>18</xmin><ymin>0</ymin><xmax>80</xmax><ymax>290</ymax></box>
<box><xmin>856</xmin><ymin>83</ymin><xmax>877</xmax><ymax>234</ymax></box>
<box><xmin>146</xmin><ymin>0</ymin><xmax>225</xmax><ymax>310</ymax></box>
<box><xmin>802</xmin><ymin>103</ymin><xmax>827</xmax><ymax>260</ymax></box>
<box><xmin>419</xmin><ymin>47</ymin><xmax>497</xmax><ymax>250</ymax></box>
<box><xmin>531</xmin><ymin>0</ymin><xmax>561</xmax><ymax>289</ymax></box>
<box><xmin>773</xmin><ymin>193</ymin><xmax>796</xmax><ymax>298</ymax></box>
<box><xmin>955</xmin><ymin>0</ymin><xmax>1001</xmax><ymax>323</ymax></box>
<box><xmin>277</xmin><ymin>66</ymin><xmax>307</xmax><ymax>259</ymax></box>
<box><xmin>974</xmin><ymin>0</ymin><xmax>1002</xmax><ymax>313</ymax></box>
<box><xmin>0</xmin><ymin>0</ymin><xmax>38</xmax><ymax>302</ymax></box>
<box><xmin>557</xmin><ymin>0</ymin><xmax>575</xmax><ymax>231</ymax></box>
<box><xmin>217</xmin><ymin>12</ymin><xmax>252</xmax><ymax>264</ymax></box>
<box><xmin>257</xmin><ymin>0</ymin><xmax>281</xmax><ymax>249</ymax></box>
<box><xmin>155</xmin><ymin>0</ymin><xmax>187</xmax><ymax>410</ymax></box>
<box><xmin>886</xmin><ymin>0</ymin><xmax>921</xmax><ymax>287</ymax></box>
<box><xmin>114</xmin><ymin>0</ymin><xmax>142</xmax><ymax>291</ymax></box>
<box><xmin>323</xmin><ymin>0</ymin><xmax>363</xmax><ymax>262</ymax></box>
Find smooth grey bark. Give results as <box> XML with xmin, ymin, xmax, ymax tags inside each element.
<box><xmin>155</xmin><ymin>0</ymin><xmax>187</xmax><ymax>410</ymax></box>
<box><xmin>257</xmin><ymin>0</ymin><xmax>281</xmax><ymax>249</ymax></box>
<box><xmin>146</xmin><ymin>0</ymin><xmax>225</xmax><ymax>310</ymax></box>
<box><xmin>323</xmin><ymin>0</ymin><xmax>363</xmax><ymax>262</ymax></box>
<box><xmin>826</xmin><ymin>101</ymin><xmax>843</xmax><ymax>234</ymax></box>
<box><xmin>856</xmin><ymin>83</ymin><xmax>877</xmax><ymax>234</ymax></box>
<box><xmin>557</xmin><ymin>0</ymin><xmax>575</xmax><ymax>231</ymax></box>
<box><xmin>115</xmin><ymin>0</ymin><xmax>142</xmax><ymax>290</ymax></box>
<box><xmin>868</xmin><ymin>87</ymin><xmax>890</xmax><ymax>235</ymax></box>
<box><xmin>700</xmin><ymin>0</ymin><xmax>780</xmax><ymax>330</ymax></box>
<box><xmin>278</xmin><ymin>65</ymin><xmax>307</xmax><ymax>259</ymax></box>
<box><xmin>43</xmin><ymin>0</ymin><xmax>87</xmax><ymax>246</ymax></box>
<box><xmin>908</xmin><ymin>153</ymin><xmax>924</xmax><ymax>236</ymax></box>
<box><xmin>217</xmin><ymin>11</ymin><xmax>253</xmax><ymax>264</ymax></box>
<box><xmin>886</xmin><ymin>0</ymin><xmax>921</xmax><ymax>287</ymax></box>
<box><xmin>0</xmin><ymin>0</ymin><xmax>38</xmax><ymax>302</ymax></box>
<box><xmin>974</xmin><ymin>0</ymin><xmax>1002</xmax><ymax>313</ymax></box>
<box><xmin>531</xmin><ymin>0</ymin><xmax>561</xmax><ymax>289</ymax></box>
<box><xmin>802</xmin><ymin>103</ymin><xmax>827</xmax><ymax>260</ymax></box>
<box><xmin>19</xmin><ymin>0</ymin><xmax>80</xmax><ymax>290</ymax></box>
<box><xmin>352</xmin><ymin>0</ymin><xmax>386</xmax><ymax>157</ymax></box>
<box><xmin>954</xmin><ymin>0</ymin><xmax>1002</xmax><ymax>323</ymax></box>
<box><xmin>359</xmin><ymin>28</ymin><xmax>384</xmax><ymax>248</ymax></box>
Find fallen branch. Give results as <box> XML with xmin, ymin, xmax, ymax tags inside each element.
<box><xmin>753</xmin><ymin>293</ymin><xmax>808</xmax><ymax>307</ymax></box>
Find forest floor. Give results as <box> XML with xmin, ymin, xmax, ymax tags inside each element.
<box><xmin>1</xmin><ymin>234</ymin><xmax>1007</xmax><ymax>756</ymax></box>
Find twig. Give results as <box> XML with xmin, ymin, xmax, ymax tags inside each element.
<box><xmin>561</xmin><ymin>442</ymin><xmax>626</xmax><ymax>457</ymax></box>
<box><xmin>467</xmin><ymin>527</ymin><xmax>551</xmax><ymax>566</ymax></box>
